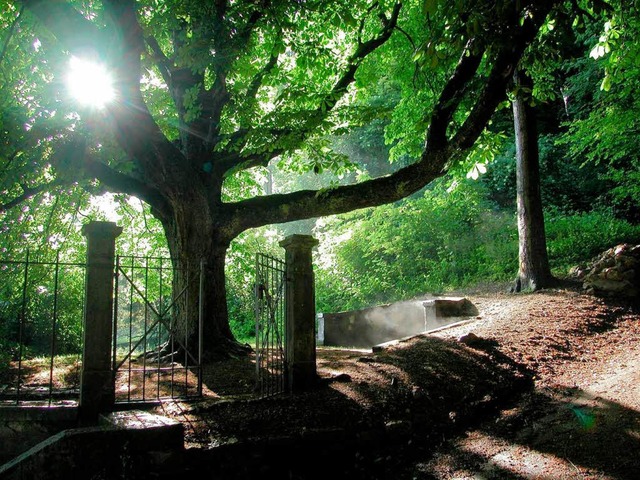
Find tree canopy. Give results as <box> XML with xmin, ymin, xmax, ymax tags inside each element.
<box><xmin>1</xmin><ymin>0</ymin><xmax>599</xmax><ymax>357</ymax></box>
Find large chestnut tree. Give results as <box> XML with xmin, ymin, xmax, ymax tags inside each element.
<box><xmin>2</xmin><ymin>0</ymin><xmax>560</xmax><ymax>358</ymax></box>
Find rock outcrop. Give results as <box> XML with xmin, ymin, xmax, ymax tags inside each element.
<box><xmin>572</xmin><ymin>244</ymin><xmax>639</xmax><ymax>300</ymax></box>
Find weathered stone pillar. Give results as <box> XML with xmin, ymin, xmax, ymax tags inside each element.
<box><xmin>80</xmin><ymin>221</ymin><xmax>122</xmax><ymax>424</ymax></box>
<box><xmin>280</xmin><ymin>234</ymin><xmax>319</xmax><ymax>392</ymax></box>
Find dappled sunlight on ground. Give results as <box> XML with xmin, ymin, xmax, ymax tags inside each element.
<box><xmin>0</xmin><ymin>355</ymin><xmax>81</xmax><ymax>403</ymax></box>
<box><xmin>409</xmin><ymin>286</ymin><xmax>640</xmax><ymax>480</ymax></box>
<box><xmin>417</xmin><ymin>388</ymin><xmax>640</xmax><ymax>480</ymax></box>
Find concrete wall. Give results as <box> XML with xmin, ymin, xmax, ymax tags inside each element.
<box><xmin>319</xmin><ymin>297</ymin><xmax>478</xmax><ymax>349</ymax></box>
<box><xmin>320</xmin><ymin>300</ymin><xmax>428</xmax><ymax>349</ymax></box>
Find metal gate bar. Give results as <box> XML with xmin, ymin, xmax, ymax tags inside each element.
<box><xmin>255</xmin><ymin>253</ymin><xmax>287</xmax><ymax>397</ymax></box>
<box><xmin>0</xmin><ymin>252</ymin><xmax>85</xmax><ymax>405</ymax></box>
<box><xmin>112</xmin><ymin>255</ymin><xmax>203</xmax><ymax>403</ymax></box>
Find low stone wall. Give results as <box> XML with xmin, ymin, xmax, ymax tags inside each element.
<box><xmin>319</xmin><ymin>297</ymin><xmax>478</xmax><ymax>349</ymax></box>
<box><xmin>0</xmin><ymin>410</ymin><xmax>183</xmax><ymax>480</ymax></box>
<box><xmin>0</xmin><ymin>406</ymin><xmax>78</xmax><ymax>465</ymax></box>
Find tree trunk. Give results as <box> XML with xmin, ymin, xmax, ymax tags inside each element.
<box><xmin>162</xmin><ymin>202</ymin><xmax>251</xmax><ymax>362</ymax></box>
<box><xmin>511</xmin><ymin>70</ymin><xmax>555</xmax><ymax>292</ymax></box>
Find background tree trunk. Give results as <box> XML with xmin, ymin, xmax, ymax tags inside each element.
<box><xmin>512</xmin><ymin>70</ymin><xmax>555</xmax><ymax>292</ymax></box>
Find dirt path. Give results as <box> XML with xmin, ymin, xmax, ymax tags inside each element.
<box><xmin>409</xmin><ymin>286</ymin><xmax>640</xmax><ymax>480</ymax></box>
<box><xmin>155</xmin><ymin>282</ymin><xmax>638</xmax><ymax>479</ymax></box>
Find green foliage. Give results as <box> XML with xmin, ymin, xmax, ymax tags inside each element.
<box><xmin>0</xmin><ymin>191</ymin><xmax>171</xmax><ymax>361</ymax></box>
<box><xmin>315</xmin><ymin>179</ymin><xmax>518</xmax><ymax>312</ymax></box>
<box><xmin>226</xmin><ymin>226</ymin><xmax>282</xmax><ymax>340</ymax></box>
<box><xmin>545</xmin><ymin>209</ymin><xmax>640</xmax><ymax>272</ymax></box>
<box><xmin>1</xmin><ymin>0</ymin><xmax>639</xmax><ymax>353</ymax></box>
<box><xmin>0</xmin><ymin>338</ymin><xmax>15</xmax><ymax>372</ymax></box>
<box><xmin>558</xmin><ymin>2</ymin><xmax>640</xmax><ymax>220</ymax></box>
<box><xmin>482</xmin><ymin>135</ymin><xmax>611</xmax><ymax>213</ymax></box>
<box><xmin>0</xmin><ymin>257</ymin><xmax>86</xmax><ymax>358</ymax></box>
<box><xmin>316</xmin><ymin>189</ymin><xmax>640</xmax><ymax>314</ymax></box>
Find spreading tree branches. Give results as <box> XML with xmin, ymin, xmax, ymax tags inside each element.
<box><xmin>3</xmin><ymin>0</ymin><xmax>564</xmax><ymax>356</ymax></box>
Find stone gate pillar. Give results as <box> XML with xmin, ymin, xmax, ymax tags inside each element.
<box><xmin>80</xmin><ymin>221</ymin><xmax>122</xmax><ymax>424</ymax></box>
<box><xmin>280</xmin><ymin>234</ymin><xmax>319</xmax><ymax>392</ymax></box>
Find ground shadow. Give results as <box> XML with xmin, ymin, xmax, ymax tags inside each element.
<box><xmin>478</xmin><ymin>387</ymin><xmax>640</xmax><ymax>479</ymax></box>
<box><xmin>153</xmin><ymin>335</ymin><xmax>536</xmax><ymax>478</ymax></box>
<box><xmin>151</xmin><ymin>330</ymin><xmax>639</xmax><ymax>479</ymax></box>
<box><xmin>403</xmin><ymin>336</ymin><xmax>640</xmax><ymax>480</ymax></box>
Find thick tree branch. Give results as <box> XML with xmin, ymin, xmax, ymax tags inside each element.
<box><xmin>224</xmin><ymin>0</ymin><xmax>560</xmax><ymax>238</ymax></box>
<box><xmin>223</xmin><ymin>146</ymin><xmax>452</xmax><ymax>238</ymax></box>
<box><xmin>228</xmin><ymin>2</ymin><xmax>269</xmax><ymax>54</ymax></box>
<box><xmin>205</xmin><ymin>1</ymin><xmax>272</xmax><ymax>140</ymax></box>
<box><xmin>145</xmin><ymin>35</ymin><xmax>173</xmax><ymax>87</ymax></box>
<box><xmin>0</xmin><ymin>136</ymin><xmax>172</xmax><ymax>219</ymax></box>
<box><xmin>221</xmin><ymin>148</ymin><xmax>285</xmax><ymax>179</ymax></box>
<box><xmin>324</xmin><ymin>2</ymin><xmax>402</xmax><ymax>117</ymax></box>
<box><xmin>246</xmin><ymin>51</ymin><xmax>280</xmax><ymax>107</ymax></box>
<box><xmin>203</xmin><ymin>73</ymin><xmax>229</xmax><ymax>146</ymax></box>
<box><xmin>0</xmin><ymin>181</ymin><xmax>62</xmax><ymax>214</ymax></box>
<box><xmin>102</xmin><ymin>0</ymin><xmax>197</xmax><ymax>193</ymax></box>
<box><xmin>83</xmin><ymin>158</ymin><xmax>171</xmax><ymax>219</ymax></box>
<box><xmin>53</xmin><ymin>138</ymin><xmax>173</xmax><ymax>217</ymax></box>
<box><xmin>170</xmin><ymin>1</ymin><xmax>271</xmax><ymax>159</ymax></box>
<box><xmin>426</xmin><ymin>39</ymin><xmax>484</xmax><ymax>150</ymax></box>
<box><xmin>357</xmin><ymin>2</ymin><xmax>381</xmax><ymax>44</ymax></box>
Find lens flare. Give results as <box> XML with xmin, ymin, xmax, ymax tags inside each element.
<box><xmin>66</xmin><ymin>56</ymin><xmax>115</xmax><ymax>108</ymax></box>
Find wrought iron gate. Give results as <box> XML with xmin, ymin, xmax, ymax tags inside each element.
<box><xmin>254</xmin><ymin>253</ymin><xmax>287</xmax><ymax>397</ymax></box>
<box><xmin>0</xmin><ymin>251</ymin><xmax>85</xmax><ymax>405</ymax></box>
<box><xmin>112</xmin><ymin>255</ymin><xmax>203</xmax><ymax>403</ymax></box>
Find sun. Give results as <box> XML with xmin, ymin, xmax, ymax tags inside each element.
<box><xmin>66</xmin><ymin>56</ymin><xmax>115</xmax><ymax>108</ymax></box>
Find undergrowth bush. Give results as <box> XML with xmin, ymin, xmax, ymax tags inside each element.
<box><xmin>226</xmin><ymin>227</ymin><xmax>282</xmax><ymax>342</ymax></box>
<box><xmin>315</xmin><ymin>180</ymin><xmax>519</xmax><ymax>312</ymax></box>
<box><xmin>315</xmin><ymin>183</ymin><xmax>640</xmax><ymax>314</ymax></box>
<box><xmin>545</xmin><ymin>209</ymin><xmax>640</xmax><ymax>273</ymax></box>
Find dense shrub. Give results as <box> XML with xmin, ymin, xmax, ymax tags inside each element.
<box><xmin>315</xmin><ymin>184</ymin><xmax>640</xmax><ymax>314</ymax></box>
<box><xmin>226</xmin><ymin>227</ymin><xmax>282</xmax><ymax>343</ymax></box>
<box><xmin>545</xmin><ymin>209</ymin><xmax>640</xmax><ymax>273</ymax></box>
<box><xmin>315</xmin><ymin>180</ymin><xmax>519</xmax><ymax>312</ymax></box>
<box><xmin>0</xmin><ymin>259</ymin><xmax>85</xmax><ymax>365</ymax></box>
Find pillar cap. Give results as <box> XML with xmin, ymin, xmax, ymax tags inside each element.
<box><xmin>82</xmin><ymin>221</ymin><xmax>123</xmax><ymax>238</ymax></box>
<box><xmin>279</xmin><ymin>234</ymin><xmax>319</xmax><ymax>249</ymax></box>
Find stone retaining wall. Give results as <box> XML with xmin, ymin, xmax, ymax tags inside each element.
<box><xmin>319</xmin><ymin>297</ymin><xmax>478</xmax><ymax>349</ymax></box>
<box><xmin>0</xmin><ymin>406</ymin><xmax>77</xmax><ymax>465</ymax></box>
<box><xmin>0</xmin><ymin>410</ymin><xmax>183</xmax><ymax>479</ymax></box>
<box><xmin>572</xmin><ymin>243</ymin><xmax>639</xmax><ymax>300</ymax></box>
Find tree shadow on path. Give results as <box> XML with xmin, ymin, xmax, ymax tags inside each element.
<box><xmin>411</xmin><ymin>357</ymin><xmax>640</xmax><ymax>479</ymax></box>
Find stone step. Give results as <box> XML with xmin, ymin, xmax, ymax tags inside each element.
<box><xmin>99</xmin><ymin>409</ymin><xmax>184</xmax><ymax>451</ymax></box>
<box><xmin>423</xmin><ymin>297</ymin><xmax>479</xmax><ymax>318</ymax></box>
